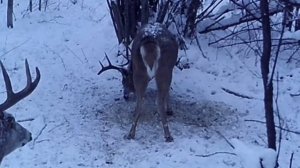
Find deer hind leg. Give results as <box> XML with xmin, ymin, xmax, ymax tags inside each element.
<box><xmin>156</xmin><ymin>72</ymin><xmax>173</xmax><ymax>142</ymax></box>
<box><xmin>127</xmin><ymin>74</ymin><xmax>148</xmax><ymax>140</ymax></box>
<box><xmin>166</xmin><ymin>93</ymin><xmax>173</xmax><ymax>116</ymax></box>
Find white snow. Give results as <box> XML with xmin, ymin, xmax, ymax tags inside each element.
<box><xmin>232</xmin><ymin>138</ymin><xmax>277</xmax><ymax>168</ymax></box>
<box><xmin>0</xmin><ymin>0</ymin><xmax>299</xmax><ymax>168</ymax></box>
<box><xmin>142</xmin><ymin>23</ymin><xmax>164</xmax><ymax>38</ymax></box>
<box><xmin>284</xmin><ymin>30</ymin><xmax>300</xmax><ymax>40</ymax></box>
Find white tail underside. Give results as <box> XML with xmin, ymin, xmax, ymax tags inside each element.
<box><xmin>140</xmin><ymin>45</ymin><xmax>161</xmax><ymax>79</ymax></box>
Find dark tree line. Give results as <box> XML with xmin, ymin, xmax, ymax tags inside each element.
<box><xmin>29</xmin><ymin>0</ymin><xmax>47</xmax><ymax>12</ymax></box>
<box><xmin>107</xmin><ymin>0</ymin><xmax>202</xmax><ymax>59</ymax></box>
<box><xmin>4</xmin><ymin>0</ymin><xmax>49</xmax><ymax>28</ymax></box>
<box><xmin>107</xmin><ymin>0</ymin><xmax>300</xmax><ymax>62</ymax></box>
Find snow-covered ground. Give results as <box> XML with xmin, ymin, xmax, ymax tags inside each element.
<box><xmin>0</xmin><ymin>1</ymin><xmax>299</xmax><ymax>167</ymax></box>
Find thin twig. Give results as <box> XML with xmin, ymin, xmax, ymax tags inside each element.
<box><xmin>269</xmin><ymin>13</ymin><xmax>285</xmax><ymax>84</ymax></box>
<box><xmin>65</xmin><ymin>45</ymin><xmax>83</xmax><ymax>63</ymax></box>
<box><xmin>208</xmin><ymin>27</ymin><xmax>261</xmax><ymax>45</ymax></box>
<box><xmin>198</xmin><ymin>5</ymin><xmax>283</xmax><ymax>34</ymax></box>
<box><xmin>36</xmin><ymin>139</ymin><xmax>50</xmax><ymax>144</ymax></box>
<box><xmin>290</xmin><ymin>93</ymin><xmax>300</xmax><ymax>97</ymax></box>
<box><xmin>214</xmin><ymin>130</ymin><xmax>235</xmax><ymax>149</ymax></box>
<box><xmin>275</xmin><ymin>72</ymin><xmax>282</xmax><ymax>163</ymax></box>
<box><xmin>0</xmin><ymin>39</ymin><xmax>30</xmax><ymax>58</ymax></box>
<box><xmin>196</xmin><ymin>0</ymin><xmax>222</xmax><ymax>23</ymax></box>
<box><xmin>245</xmin><ymin>119</ymin><xmax>300</xmax><ymax>135</ymax></box>
<box><xmin>32</xmin><ymin>123</ymin><xmax>47</xmax><ymax>148</ymax></box>
<box><xmin>81</xmin><ymin>48</ymin><xmax>89</xmax><ymax>63</ymax></box>
<box><xmin>47</xmin><ymin>122</ymin><xmax>64</xmax><ymax>133</ymax></box>
<box><xmin>286</xmin><ymin>46</ymin><xmax>300</xmax><ymax>63</ymax></box>
<box><xmin>289</xmin><ymin>152</ymin><xmax>294</xmax><ymax>168</ymax></box>
<box><xmin>195</xmin><ymin>152</ymin><xmax>236</xmax><ymax>157</ymax></box>
<box><xmin>44</xmin><ymin>44</ymin><xmax>67</xmax><ymax>70</ymax></box>
<box><xmin>17</xmin><ymin>118</ymin><xmax>35</xmax><ymax>122</ymax></box>
<box><xmin>230</xmin><ymin>0</ymin><xmax>261</xmax><ymax>23</ymax></box>
<box><xmin>216</xmin><ymin>38</ymin><xmax>297</xmax><ymax>48</ymax></box>
<box><xmin>195</xmin><ymin>36</ymin><xmax>207</xmax><ymax>59</ymax></box>
<box><xmin>221</xmin><ymin>87</ymin><xmax>254</xmax><ymax>99</ymax></box>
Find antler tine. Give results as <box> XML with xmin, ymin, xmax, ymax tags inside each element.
<box><xmin>0</xmin><ymin>60</ymin><xmax>41</xmax><ymax>111</ymax></box>
<box><xmin>22</xmin><ymin>59</ymin><xmax>41</xmax><ymax>97</ymax></box>
<box><xmin>0</xmin><ymin>61</ymin><xmax>12</xmax><ymax>115</ymax></box>
<box><xmin>0</xmin><ymin>61</ymin><xmax>14</xmax><ymax>105</ymax></box>
<box><xmin>97</xmin><ymin>53</ymin><xmax>127</xmax><ymax>75</ymax></box>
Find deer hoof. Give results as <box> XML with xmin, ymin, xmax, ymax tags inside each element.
<box><xmin>165</xmin><ymin>136</ymin><xmax>174</xmax><ymax>142</ymax></box>
<box><xmin>126</xmin><ymin>133</ymin><xmax>135</xmax><ymax>140</ymax></box>
<box><xmin>124</xmin><ymin>95</ymin><xmax>129</xmax><ymax>100</ymax></box>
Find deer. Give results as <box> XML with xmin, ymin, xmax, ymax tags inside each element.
<box><xmin>0</xmin><ymin>60</ymin><xmax>40</xmax><ymax>164</ymax></box>
<box><xmin>98</xmin><ymin>22</ymin><xmax>178</xmax><ymax>142</ymax></box>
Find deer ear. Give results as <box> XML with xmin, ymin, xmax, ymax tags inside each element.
<box><xmin>7</xmin><ymin>116</ymin><xmax>15</xmax><ymax>129</ymax></box>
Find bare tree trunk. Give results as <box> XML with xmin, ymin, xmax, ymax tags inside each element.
<box><xmin>295</xmin><ymin>7</ymin><xmax>300</xmax><ymax>31</ymax></box>
<box><xmin>141</xmin><ymin>0</ymin><xmax>149</xmax><ymax>25</ymax></box>
<box><xmin>124</xmin><ymin>0</ymin><xmax>130</xmax><ymax>58</ymax></box>
<box><xmin>260</xmin><ymin>0</ymin><xmax>277</xmax><ymax>151</ymax></box>
<box><xmin>29</xmin><ymin>0</ymin><xmax>32</xmax><ymax>12</ymax></box>
<box><xmin>156</xmin><ymin>0</ymin><xmax>171</xmax><ymax>23</ymax></box>
<box><xmin>284</xmin><ymin>3</ymin><xmax>293</xmax><ymax>31</ymax></box>
<box><xmin>149</xmin><ymin>0</ymin><xmax>158</xmax><ymax>12</ymax></box>
<box><xmin>39</xmin><ymin>0</ymin><xmax>42</xmax><ymax>11</ymax></box>
<box><xmin>7</xmin><ymin>0</ymin><xmax>13</xmax><ymax>28</ymax></box>
<box><xmin>129</xmin><ymin>0</ymin><xmax>138</xmax><ymax>38</ymax></box>
<box><xmin>107</xmin><ymin>0</ymin><xmax>124</xmax><ymax>43</ymax></box>
<box><xmin>44</xmin><ymin>0</ymin><xmax>48</xmax><ymax>11</ymax></box>
<box><xmin>184</xmin><ymin>0</ymin><xmax>201</xmax><ymax>37</ymax></box>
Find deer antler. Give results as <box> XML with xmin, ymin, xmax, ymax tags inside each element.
<box><xmin>97</xmin><ymin>53</ymin><xmax>127</xmax><ymax>77</ymax></box>
<box><xmin>0</xmin><ymin>59</ymin><xmax>41</xmax><ymax>112</ymax></box>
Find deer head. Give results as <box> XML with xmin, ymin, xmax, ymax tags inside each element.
<box><xmin>98</xmin><ymin>22</ymin><xmax>178</xmax><ymax>142</ymax></box>
<box><xmin>98</xmin><ymin>54</ymin><xmax>134</xmax><ymax>100</ymax></box>
<box><xmin>0</xmin><ymin>60</ymin><xmax>40</xmax><ymax>163</ymax></box>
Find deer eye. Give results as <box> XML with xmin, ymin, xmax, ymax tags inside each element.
<box><xmin>7</xmin><ymin>117</ymin><xmax>16</xmax><ymax>129</ymax></box>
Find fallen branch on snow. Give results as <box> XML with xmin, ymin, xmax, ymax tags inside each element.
<box><xmin>289</xmin><ymin>152</ymin><xmax>294</xmax><ymax>168</ymax></box>
<box><xmin>215</xmin><ymin>130</ymin><xmax>235</xmax><ymax>149</ymax></box>
<box><xmin>290</xmin><ymin>93</ymin><xmax>300</xmax><ymax>97</ymax></box>
<box><xmin>17</xmin><ymin>118</ymin><xmax>35</xmax><ymax>122</ymax></box>
<box><xmin>0</xmin><ymin>39</ymin><xmax>30</xmax><ymax>58</ymax></box>
<box><xmin>32</xmin><ymin>123</ymin><xmax>48</xmax><ymax>149</ymax></box>
<box><xmin>195</xmin><ymin>151</ymin><xmax>236</xmax><ymax>157</ymax></box>
<box><xmin>245</xmin><ymin>119</ymin><xmax>300</xmax><ymax>135</ymax></box>
<box><xmin>221</xmin><ymin>87</ymin><xmax>254</xmax><ymax>99</ymax></box>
